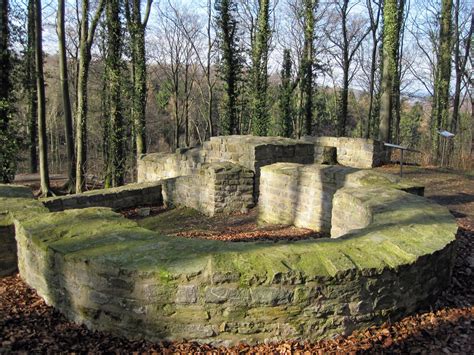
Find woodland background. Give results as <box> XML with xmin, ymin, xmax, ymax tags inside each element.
<box><xmin>0</xmin><ymin>0</ymin><xmax>472</xmax><ymax>195</ymax></box>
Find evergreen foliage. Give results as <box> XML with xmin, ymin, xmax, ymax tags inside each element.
<box><xmin>215</xmin><ymin>0</ymin><xmax>241</xmax><ymax>135</ymax></box>
<box><xmin>0</xmin><ymin>0</ymin><xmax>17</xmax><ymax>183</ymax></box>
<box><xmin>378</xmin><ymin>0</ymin><xmax>399</xmax><ymax>143</ymax></box>
<box><xmin>250</xmin><ymin>0</ymin><xmax>271</xmax><ymax>136</ymax></box>
<box><xmin>299</xmin><ymin>0</ymin><xmax>317</xmax><ymax>137</ymax></box>
<box><xmin>104</xmin><ymin>0</ymin><xmax>125</xmax><ymax>187</ymax></box>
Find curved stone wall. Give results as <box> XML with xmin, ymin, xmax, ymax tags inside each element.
<box><xmin>5</xmin><ymin>177</ymin><xmax>457</xmax><ymax>346</ymax></box>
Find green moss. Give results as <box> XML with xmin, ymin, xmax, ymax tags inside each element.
<box><xmin>0</xmin><ymin>197</ymin><xmax>47</xmax><ymax>227</ymax></box>
<box><xmin>9</xmin><ymin>185</ymin><xmax>456</xmax><ymax>283</ymax></box>
<box><xmin>138</xmin><ymin>207</ymin><xmax>202</xmax><ymax>234</ymax></box>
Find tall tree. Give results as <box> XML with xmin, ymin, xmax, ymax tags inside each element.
<box><xmin>431</xmin><ymin>0</ymin><xmax>453</xmax><ymax>160</ymax></box>
<box><xmin>57</xmin><ymin>0</ymin><xmax>75</xmax><ymax>191</ymax></box>
<box><xmin>125</xmin><ymin>0</ymin><xmax>152</xmax><ymax>158</ymax></box>
<box><xmin>279</xmin><ymin>48</ymin><xmax>294</xmax><ymax>137</ymax></box>
<box><xmin>300</xmin><ymin>0</ymin><xmax>317</xmax><ymax>136</ymax></box>
<box><xmin>0</xmin><ymin>0</ymin><xmax>15</xmax><ymax>182</ymax></box>
<box><xmin>215</xmin><ymin>0</ymin><xmax>240</xmax><ymax>135</ymax></box>
<box><xmin>326</xmin><ymin>0</ymin><xmax>370</xmax><ymax>137</ymax></box>
<box><xmin>167</xmin><ymin>0</ymin><xmax>217</xmax><ymax>139</ymax></box>
<box><xmin>34</xmin><ymin>0</ymin><xmax>50</xmax><ymax>195</ymax></box>
<box><xmin>392</xmin><ymin>0</ymin><xmax>406</xmax><ymax>144</ymax></box>
<box><xmin>75</xmin><ymin>0</ymin><xmax>105</xmax><ymax>192</ymax></box>
<box><xmin>250</xmin><ymin>0</ymin><xmax>271</xmax><ymax>136</ymax></box>
<box><xmin>25</xmin><ymin>0</ymin><xmax>38</xmax><ymax>174</ymax></box>
<box><xmin>451</xmin><ymin>1</ymin><xmax>472</xmax><ymax>135</ymax></box>
<box><xmin>378</xmin><ymin>0</ymin><xmax>401</xmax><ymax>143</ymax></box>
<box><xmin>364</xmin><ymin>0</ymin><xmax>381</xmax><ymax>139</ymax></box>
<box><xmin>104</xmin><ymin>0</ymin><xmax>124</xmax><ymax>187</ymax></box>
<box><xmin>0</xmin><ymin>0</ymin><xmax>8</xmax><ymax>133</ymax></box>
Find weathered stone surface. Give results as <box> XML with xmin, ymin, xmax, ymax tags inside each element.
<box><xmin>0</xmin><ymin>184</ymin><xmax>48</xmax><ymax>276</ymax></box>
<box><xmin>258</xmin><ymin>163</ymin><xmax>425</xmax><ymax>232</ymax></box>
<box><xmin>162</xmin><ymin>162</ymin><xmax>254</xmax><ymax>217</ymax></box>
<box><xmin>41</xmin><ymin>182</ymin><xmax>163</xmax><ymax>212</ymax></box>
<box><xmin>0</xmin><ymin>138</ymin><xmax>457</xmax><ymax>346</ymax></box>
<box><xmin>8</xmin><ymin>193</ymin><xmax>456</xmax><ymax>346</ymax></box>
<box><xmin>176</xmin><ymin>285</ymin><xmax>198</xmax><ymax>304</ymax></box>
<box><xmin>0</xmin><ymin>184</ymin><xmax>34</xmax><ymax>199</ymax></box>
<box><xmin>138</xmin><ymin>135</ymin><xmax>314</xmax><ymax>200</ymax></box>
<box><xmin>302</xmin><ymin>136</ymin><xmax>387</xmax><ymax>169</ymax></box>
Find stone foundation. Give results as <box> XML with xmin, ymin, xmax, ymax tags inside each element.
<box><xmin>302</xmin><ymin>136</ymin><xmax>386</xmax><ymax>169</ymax></box>
<box><xmin>11</xmin><ymin>199</ymin><xmax>456</xmax><ymax>346</ymax></box>
<box><xmin>42</xmin><ymin>182</ymin><xmax>163</xmax><ymax>212</ymax></box>
<box><xmin>0</xmin><ymin>184</ymin><xmax>48</xmax><ymax>276</ymax></box>
<box><xmin>138</xmin><ymin>136</ymin><xmax>314</xmax><ymax>199</ymax></box>
<box><xmin>163</xmin><ymin>162</ymin><xmax>254</xmax><ymax>216</ymax></box>
<box><xmin>0</xmin><ymin>135</ymin><xmax>457</xmax><ymax>346</ymax></box>
<box><xmin>258</xmin><ymin>163</ymin><xmax>424</xmax><ymax>232</ymax></box>
<box><xmin>0</xmin><ymin>225</ymin><xmax>16</xmax><ymax>276</ymax></box>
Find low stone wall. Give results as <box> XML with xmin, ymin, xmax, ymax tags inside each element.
<box><xmin>258</xmin><ymin>163</ymin><xmax>424</xmax><ymax>232</ymax></box>
<box><xmin>138</xmin><ymin>148</ymin><xmax>207</xmax><ymax>182</ymax></box>
<box><xmin>12</xmin><ymin>198</ymin><xmax>456</xmax><ymax>345</ymax></box>
<box><xmin>163</xmin><ymin>162</ymin><xmax>254</xmax><ymax>216</ymax></box>
<box><xmin>0</xmin><ymin>184</ymin><xmax>48</xmax><ymax>276</ymax></box>
<box><xmin>41</xmin><ymin>182</ymin><xmax>163</xmax><ymax>212</ymax></box>
<box><xmin>302</xmin><ymin>136</ymin><xmax>386</xmax><ymax>169</ymax></box>
<box><xmin>138</xmin><ymin>136</ymin><xmax>314</xmax><ymax>199</ymax></box>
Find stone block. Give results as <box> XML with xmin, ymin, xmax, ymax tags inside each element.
<box><xmin>176</xmin><ymin>285</ymin><xmax>198</xmax><ymax>304</ymax></box>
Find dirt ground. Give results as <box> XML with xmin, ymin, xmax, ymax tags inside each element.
<box><xmin>2</xmin><ymin>165</ymin><xmax>473</xmax><ymax>353</ymax></box>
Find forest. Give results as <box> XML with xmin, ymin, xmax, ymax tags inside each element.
<box><xmin>0</xmin><ymin>0</ymin><xmax>472</xmax><ymax>196</ymax></box>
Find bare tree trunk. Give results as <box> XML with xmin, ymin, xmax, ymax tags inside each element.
<box><xmin>184</xmin><ymin>63</ymin><xmax>190</xmax><ymax>147</ymax></box>
<box><xmin>57</xmin><ymin>0</ymin><xmax>75</xmax><ymax>191</ymax></box>
<box><xmin>365</xmin><ymin>0</ymin><xmax>381</xmax><ymax>139</ymax></box>
<box><xmin>75</xmin><ymin>0</ymin><xmax>89</xmax><ymax>192</ymax></box>
<box><xmin>206</xmin><ymin>0</ymin><xmax>214</xmax><ymax>137</ymax></box>
<box><xmin>0</xmin><ymin>0</ymin><xmax>9</xmax><ymax>133</ymax></box>
<box><xmin>451</xmin><ymin>4</ymin><xmax>473</xmax><ymax>134</ymax></box>
<box><xmin>125</xmin><ymin>0</ymin><xmax>152</xmax><ymax>158</ymax></box>
<box><xmin>27</xmin><ymin>0</ymin><xmax>38</xmax><ymax>173</ymax></box>
<box><xmin>378</xmin><ymin>0</ymin><xmax>399</xmax><ymax>143</ymax></box>
<box><xmin>75</xmin><ymin>0</ymin><xmax>105</xmax><ymax>192</ymax></box>
<box><xmin>35</xmin><ymin>0</ymin><xmax>51</xmax><ymax>196</ymax></box>
<box><xmin>392</xmin><ymin>0</ymin><xmax>406</xmax><ymax>144</ymax></box>
<box><xmin>431</xmin><ymin>0</ymin><xmax>453</xmax><ymax>162</ymax></box>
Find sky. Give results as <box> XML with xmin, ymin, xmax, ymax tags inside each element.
<box><xmin>9</xmin><ymin>0</ymin><xmax>473</xmax><ymax>98</ymax></box>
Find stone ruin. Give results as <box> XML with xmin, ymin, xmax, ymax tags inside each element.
<box><xmin>0</xmin><ymin>135</ymin><xmax>457</xmax><ymax>345</ymax></box>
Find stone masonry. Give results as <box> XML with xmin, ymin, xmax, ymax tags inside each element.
<box><xmin>0</xmin><ymin>184</ymin><xmax>48</xmax><ymax>276</ymax></box>
<box><xmin>138</xmin><ymin>136</ymin><xmax>314</xmax><ymax>199</ymax></box>
<box><xmin>7</xmin><ymin>190</ymin><xmax>456</xmax><ymax>346</ymax></box>
<box><xmin>0</xmin><ymin>136</ymin><xmax>457</xmax><ymax>346</ymax></box>
<box><xmin>41</xmin><ymin>182</ymin><xmax>163</xmax><ymax>212</ymax></box>
<box><xmin>162</xmin><ymin>162</ymin><xmax>254</xmax><ymax>216</ymax></box>
<box><xmin>302</xmin><ymin>136</ymin><xmax>386</xmax><ymax>169</ymax></box>
<box><xmin>258</xmin><ymin>163</ymin><xmax>424</xmax><ymax>232</ymax></box>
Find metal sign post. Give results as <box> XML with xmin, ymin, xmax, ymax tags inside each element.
<box><xmin>384</xmin><ymin>143</ymin><xmax>421</xmax><ymax>178</ymax></box>
<box><xmin>437</xmin><ymin>131</ymin><xmax>455</xmax><ymax>168</ymax></box>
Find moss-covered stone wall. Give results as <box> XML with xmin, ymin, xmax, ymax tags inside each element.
<box><xmin>0</xmin><ymin>184</ymin><xmax>48</xmax><ymax>276</ymax></box>
<box><xmin>258</xmin><ymin>163</ymin><xmax>424</xmax><ymax>232</ymax></box>
<box><xmin>0</xmin><ymin>173</ymin><xmax>458</xmax><ymax>345</ymax></box>
<box><xmin>41</xmin><ymin>182</ymin><xmax>163</xmax><ymax>212</ymax></box>
<box><xmin>11</xmin><ymin>199</ymin><xmax>456</xmax><ymax>346</ymax></box>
